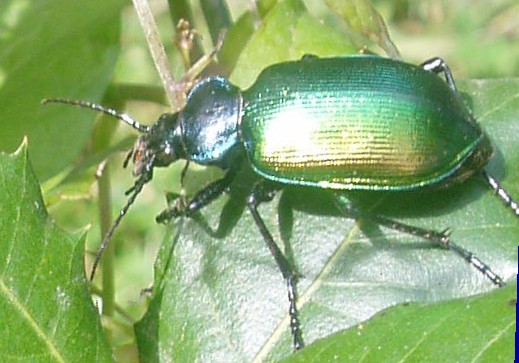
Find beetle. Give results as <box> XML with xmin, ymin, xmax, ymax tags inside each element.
<box><xmin>43</xmin><ymin>54</ymin><xmax>518</xmax><ymax>350</ymax></box>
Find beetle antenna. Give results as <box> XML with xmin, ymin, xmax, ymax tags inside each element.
<box><xmin>42</xmin><ymin>98</ymin><xmax>151</xmax><ymax>133</ymax></box>
<box><xmin>90</xmin><ymin>170</ymin><xmax>151</xmax><ymax>281</ymax></box>
<box><xmin>481</xmin><ymin>170</ymin><xmax>519</xmax><ymax>217</ymax></box>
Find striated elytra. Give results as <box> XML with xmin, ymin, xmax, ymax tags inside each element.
<box><xmin>242</xmin><ymin>55</ymin><xmax>492</xmax><ymax>190</ymax></box>
<box><xmin>149</xmin><ymin>55</ymin><xmax>492</xmax><ymax>192</ymax></box>
<box><xmin>43</xmin><ymin>54</ymin><xmax>518</xmax><ymax>351</ymax></box>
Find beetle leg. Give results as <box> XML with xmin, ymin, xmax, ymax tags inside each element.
<box><xmin>156</xmin><ymin>166</ymin><xmax>238</xmax><ymax>222</ymax></box>
<box><xmin>481</xmin><ymin>170</ymin><xmax>519</xmax><ymax>218</ymax></box>
<box><xmin>421</xmin><ymin>57</ymin><xmax>458</xmax><ymax>92</ymax></box>
<box><xmin>334</xmin><ymin>195</ymin><xmax>505</xmax><ymax>287</ymax></box>
<box><xmin>247</xmin><ymin>182</ymin><xmax>304</xmax><ymax>350</ymax></box>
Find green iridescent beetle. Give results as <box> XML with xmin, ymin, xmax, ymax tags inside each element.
<box><xmin>44</xmin><ymin>54</ymin><xmax>518</xmax><ymax>350</ymax></box>
<box><xmin>242</xmin><ymin>55</ymin><xmax>492</xmax><ymax>190</ymax></box>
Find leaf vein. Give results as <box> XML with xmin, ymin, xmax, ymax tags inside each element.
<box><xmin>0</xmin><ymin>279</ymin><xmax>65</xmax><ymax>363</ymax></box>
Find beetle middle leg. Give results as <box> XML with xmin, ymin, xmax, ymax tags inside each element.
<box><xmin>247</xmin><ymin>181</ymin><xmax>304</xmax><ymax>350</ymax></box>
<box><xmin>334</xmin><ymin>194</ymin><xmax>505</xmax><ymax>287</ymax></box>
<box><xmin>421</xmin><ymin>57</ymin><xmax>458</xmax><ymax>92</ymax></box>
<box><xmin>156</xmin><ymin>173</ymin><xmax>305</xmax><ymax>349</ymax></box>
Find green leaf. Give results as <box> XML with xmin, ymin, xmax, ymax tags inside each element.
<box><xmin>324</xmin><ymin>0</ymin><xmax>400</xmax><ymax>58</ymax></box>
<box><xmin>0</xmin><ymin>0</ymin><xmax>126</xmax><ymax>181</ymax></box>
<box><xmin>219</xmin><ymin>10</ymin><xmax>256</xmax><ymax>75</ymax></box>
<box><xmin>134</xmin><ymin>73</ymin><xmax>519</xmax><ymax>362</ymax></box>
<box><xmin>0</xmin><ymin>142</ymin><xmax>112</xmax><ymax>362</ymax></box>
<box><xmin>230</xmin><ymin>0</ymin><xmax>357</xmax><ymax>89</ymax></box>
<box><xmin>282</xmin><ymin>282</ymin><xmax>516</xmax><ymax>362</ymax></box>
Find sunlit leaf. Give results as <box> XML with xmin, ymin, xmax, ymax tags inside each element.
<box><xmin>0</xmin><ymin>143</ymin><xmax>112</xmax><ymax>362</ymax></box>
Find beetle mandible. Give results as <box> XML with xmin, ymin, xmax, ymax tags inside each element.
<box><xmin>44</xmin><ymin>54</ymin><xmax>519</xmax><ymax>350</ymax></box>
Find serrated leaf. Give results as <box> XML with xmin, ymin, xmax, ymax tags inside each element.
<box><xmin>0</xmin><ymin>0</ymin><xmax>126</xmax><ymax>181</ymax></box>
<box><xmin>0</xmin><ymin>142</ymin><xmax>112</xmax><ymax>362</ymax></box>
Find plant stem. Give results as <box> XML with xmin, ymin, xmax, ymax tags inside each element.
<box><xmin>92</xmin><ymin>110</ymin><xmax>119</xmax><ymax>344</ymax></box>
<box><xmin>132</xmin><ymin>0</ymin><xmax>184</xmax><ymax>111</ymax></box>
<box><xmin>97</xmin><ymin>160</ymin><xmax>115</xmax><ymax>343</ymax></box>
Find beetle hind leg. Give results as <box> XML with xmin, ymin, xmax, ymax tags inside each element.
<box><xmin>421</xmin><ymin>57</ymin><xmax>458</xmax><ymax>92</ymax></box>
<box><xmin>334</xmin><ymin>194</ymin><xmax>505</xmax><ymax>287</ymax></box>
<box><xmin>481</xmin><ymin>169</ymin><xmax>519</xmax><ymax>218</ymax></box>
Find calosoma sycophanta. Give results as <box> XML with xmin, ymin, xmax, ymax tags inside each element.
<box><xmin>43</xmin><ymin>54</ymin><xmax>519</xmax><ymax>350</ymax></box>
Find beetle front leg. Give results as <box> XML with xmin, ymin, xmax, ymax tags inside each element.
<box><xmin>247</xmin><ymin>182</ymin><xmax>304</xmax><ymax>350</ymax></box>
<box><xmin>421</xmin><ymin>57</ymin><xmax>458</xmax><ymax>92</ymax></box>
<box><xmin>334</xmin><ymin>194</ymin><xmax>505</xmax><ymax>287</ymax></box>
<box><xmin>156</xmin><ymin>167</ymin><xmax>237</xmax><ymax>223</ymax></box>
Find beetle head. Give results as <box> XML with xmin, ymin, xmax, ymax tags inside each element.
<box><xmin>127</xmin><ymin>112</ymin><xmax>182</xmax><ymax>178</ymax></box>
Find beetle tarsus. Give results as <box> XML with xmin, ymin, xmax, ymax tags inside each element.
<box><xmin>287</xmin><ymin>276</ymin><xmax>304</xmax><ymax>350</ymax></box>
<box><xmin>155</xmin><ymin>206</ymin><xmax>182</xmax><ymax>223</ymax></box>
<box><xmin>156</xmin><ymin>165</ymin><xmax>239</xmax><ymax>223</ymax></box>
<box><xmin>447</xmin><ymin>242</ymin><xmax>505</xmax><ymax>287</ymax></box>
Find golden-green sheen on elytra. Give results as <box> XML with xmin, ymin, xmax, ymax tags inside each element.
<box><xmin>241</xmin><ymin>55</ymin><xmax>492</xmax><ymax>190</ymax></box>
